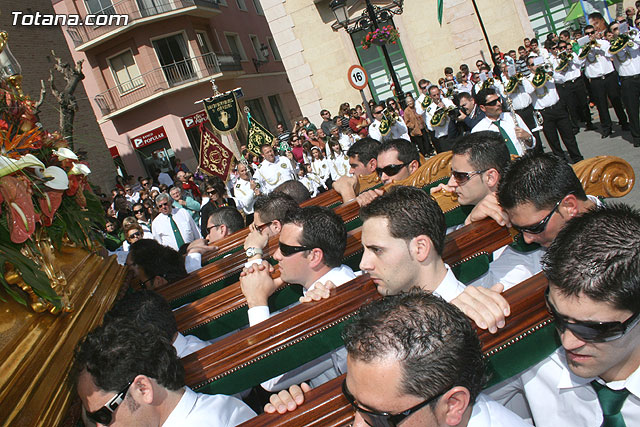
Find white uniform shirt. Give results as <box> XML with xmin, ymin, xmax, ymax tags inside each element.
<box><xmin>329</xmin><ymin>153</ymin><xmax>351</xmax><ymax>181</ymax></box>
<box><xmin>468</xmin><ymin>394</ymin><xmax>532</xmax><ymax>427</ymax></box>
<box><xmin>581</xmin><ymin>40</ymin><xmax>615</xmax><ymax>78</ymax></box>
<box><xmin>529</xmin><ymin>76</ymin><xmax>561</xmax><ymax>110</ymax></box>
<box><xmin>432</xmin><ymin>264</ymin><xmax>467</xmax><ymax>302</ymax></box>
<box><xmin>151</xmin><ymin>207</ymin><xmax>201</xmax><ymax>250</ymax></box>
<box><xmin>254</xmin><ymin>156</ymin><xmax>296</xmax><ymax>194</ymax></box>
<box><xmin>162</xmin><ymin>386</ymin><xmax>255</xmax><ymax>427</ymax></box>
<box><xmin>415</xmin><ymin>93</ymin><xmax>430</xmax><ymax>121</ymax></box>
<box><xmin>502</xmin><ymin>75</ymin><xmax>535</xmax><ymax>110</ymax></box>
<box><xmin>174</xmin><ymin>332</ymin><xmax>211</xmax><ymax>358</ymax></box>
<box><xmin>311</xmin><ymin>157</ymin><xmax>332</xmax><ymax>182</ymax></box>
<box><xmin>298</xmin><ymin>174</ymin><xmax>324</xmax><ymax>197</ymax></box>
<box><xmin>487</xmin><ymin>347</ymin><xmax>640</xmax><ymax>427</ymax></box>
<box><xmin>474</xmin><ymin>80</ymin><xmax>506</xmax><ymax>98</ymax></box>
<box><xmin>551</xmin><ymin>52</ymin><xmax>582</xmax><ymax>83</ymax></box>
<box><xmin>471</xmin><ymin>112</ymin><xmax>534</xmax><ymax>155</ymax></box>
<box><xmin>426</xmin><ymin>97</ymin><xmax>456</xmax><ymax>138</ymax></box>
<box><xmin>232</xmin><ymin>177</ymin><xmax>256</xmax><ymax>215</ymax></box>
<box><xmin>606</xmin><ymin>38</ymin><xmax>640</xmax><ymax>76</ymax></box>
<box><xmin>368</xmin><ymin>118</ymin><xmax>410</xmax><ymax>142</ymax></box>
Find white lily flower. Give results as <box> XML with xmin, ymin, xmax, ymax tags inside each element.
<box><xmin>69</xmin><ymin>162</ymin><xmax>91</xmax><ymax>176</ymax></box>
<box><xmin>53</xmin><ymin>147</ymin><xmax>79</xmax><ymax>161</ymax></box>
<box><xmin>0</xmin><ymin>154</ymin><xmax>46</xmax><ymax>177</ymax></box>
<box><xmin>43</xmin><ymin>166</ymin><xmax>69</xmax><ymax>190</ymax></box>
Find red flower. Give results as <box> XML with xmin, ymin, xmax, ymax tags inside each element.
<box><xmin>0</xmin><ymin>119</ymin><xmax>8</xmax><ymax>131</ymax></box>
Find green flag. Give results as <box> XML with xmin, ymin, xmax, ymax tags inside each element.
<box><xmin>437</xmin><ymin>0</ymin><xmax>443</xmax><ymax>25</ymax></box>
<box><xmin>247</xmin><ymin>113</ymin><xmax>273</xmax><ymax>156</ymax></box>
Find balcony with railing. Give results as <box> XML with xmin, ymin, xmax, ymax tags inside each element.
<box><xmin>66</xmin><ymin>0</ymin><xmax>220</xmax><ymax>50</ymax></box>
<box><xmin>94</xmin><ymin>52</ymin><xmax>242</xmax><ymax>117</ymax></box>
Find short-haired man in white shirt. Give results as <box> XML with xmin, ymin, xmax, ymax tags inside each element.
<box><xmin>488</xmin><ymin>204</ymin><xmax>640</xmax><ymax>427</ymax></box>
<box><xmin>151</xmin><ymin>193</ymin><xmax>201</xmax><ymax>251</ymax></box>
<box><xmin>368</xmin><ymin>103</ymin><xmax>410</xmax><ymax>142</ymax></box>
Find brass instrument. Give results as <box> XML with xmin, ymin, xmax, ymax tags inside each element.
<box><xmin>610</xmin><ymin>33</ymin><xmax>636</xmax><ymax>54</ymax></box>
<box><xmin>505</xmin><ymin>73</ymin><xmax>523</xmax><ymax>94</ymax></box>
<box><xmin>430</xmin><ymin>105</ymin><xmax>456</xmax><ymax>127</ymax></box>
<box><xmin>578</xmin><ymin>40</ymin><xmax>600</xmax><ymax>59</ymax></box>
<box><xmin>555</xmin><ymin>51</ymin><xmax>571</xmax><ymax>72</ymax></box>
<box><xmin>420</xmin><ymin>94</ymin><xmax>432</xmax><ymax>109</ymax></box>
<box><xmin>531</xmin><ymin>66</ymin><xmax>549</xmax><ymax>89</ymax></box>
<box><xmin>481</xmin><ymin>77</ymin><xmax>495</xmax><ymax>91</ymax></box>
<box><xmin>379</xmin><ymin>108</ymin><xmax>399</xmax><ymax>136</ymax></box>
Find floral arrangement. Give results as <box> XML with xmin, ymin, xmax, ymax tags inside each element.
<box><xmin>361</xmin><ymin>25</ymin><xmax>400</xmax><ymax>50</ymax></box>
<box><xmin>0</xmin><ymin>82</ymin><xmax>105</xmax><ymax>308</ymax></box>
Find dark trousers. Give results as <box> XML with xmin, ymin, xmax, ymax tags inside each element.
<box><xmin>410</xmin><ymin>131</ymin><xmax>435</xmax><ymax>156</ymax></box>
<box><xmin>589</xmin><ymin>72</ymin><xmax>628</xmax><ymax>132</ymax></box>
<box><xmin>515</xmin><ymin>104</ymin><xmax>543</xmax><ymax>154</ymax></box>
<box><xmin>540</xmin><ymin>101</ymin><xmax>584</xmax><ymax>163</ymax></box>
<box><xmin>620</xmin><ymin>75</ymin><xmax>640</xmax><ymax>141</ymax></box>
<box><xmin>556</xmin><ymin>77</ymin><xmax>592</xmax><ymax>132</ymax></box>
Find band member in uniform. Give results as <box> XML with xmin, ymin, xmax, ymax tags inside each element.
<box><xmin>254</xmin><ymin>144</ymin><xmax>297</xmax><ymax>194</ymax></box>
<box><xmin>502</xmin><ymin>65</ymin><xmax>543</xmax><ymax>153</ymax></box>
<box><xmin>426</xmin><ymin>86</ymin><xmax>457</xmax><ymax>152</ymax></box>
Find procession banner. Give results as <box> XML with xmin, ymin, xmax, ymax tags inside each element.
<box><xmin>247</xmin><ymin>112</ymin><xmax>273</xmax><ymax>156</ymax></box>
<box><xmin>203</xmin><ymin>91</ymin><xmax>240</xmax><ymax>134</ymax></box>
<box><xmin>198</xmin><ymin>124</ymin><xmax>233</xmax><ymax>180</ymax></box>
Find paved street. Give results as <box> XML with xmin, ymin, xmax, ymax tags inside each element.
<box><xmin>538</xmin><ymin>107</ymin><xmax>639</xmax><ymax>207</ymax></box>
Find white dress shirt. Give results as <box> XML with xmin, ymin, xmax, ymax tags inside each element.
<box><xmin>432</xmin><ymin>264</ymin><xmax>467</xmax><ymax>302</ymax></box>
<box><xmin>232</xmin><ymin>178</ymin><xmax>256</xmax><ymax>215</ymax></box>
<box><xmin>502</xmin><ymin>76</ymin><xmax>535</xmax><ymax>110</ymax></box>
<box><xmin>415</xmin><ymin>93</ymin><xmax>430</xmax><ymax>121</ymax></box>
<box><xmin>469</xmin><ymin>246</ymin><xmax>545</xmax><ymax>291</ymax></box>
<box><xmin>471</xmin><ymin>112</ymin><xmax>534</xmax><ymax>155</ymax></box>
<box><xmin>468</xmin><ymin>394</ymin><xmax>532</xmax><ymax>427</ymax></box>
<box><xmin>329</xmin><ymin>153</ymin><xmax>351</xmax><ymax>181</ymax></box>
<box><xmin>487</xmin><ymin>347</ymin><xmax>640</xmax><ymax>427</ymax></box>
<box><xmin>368</xmin><ymin>117</ymin><xmax>410</xmax><ymax>142</ymax></box>
<box><xmin>174</xmin><ymin>332</ymin><xmax>211</xmax><ymax>358</ymax></box>
<box><xmin>426</xmin><ymin>97</ymin><xmax>456</xmax><ymax>138</ymax></box>
<box><xmin>474</xmin><ymin>80</ymin><xmax>506</xmax><ymax>98</ymax></box>
<box><xmin>581</xmin><ymin>40</ymin><xmax>615</xmax><ymax>78</ymax></box>
<box><xmin>311</xmin><ymin>157</ymin><xmax>332</xmax><ymax>182</ymax></box>
<box><xmin>162</xmin><ymin>386</ymin><xmax>255</xmax><ymax>427</ymax></box>
<box><xmin>551</xmin><ymin>52</ymin><xmax>582</xmax><ymax>83</ymax></box>
<box><xmin>254</xmin><ymin>156</ymin><xmax>296</xmax><ymax>194</ymax></box>
<box><xmin>298</xmin><ymin>174</ymin><xmax>324</xmax><ymax>197</ymax></box>
<box><xmin>606</xmin><ymin>38</ymin><xmax>640</xmax><ymax>76</ymax></box>
<box><xmin>529</xmin><ymin>76</ymin><xmax>561</xmax><ymax>110</ymax></box>
<box><xmin>152</xmin><ymin>207</ymin><xmax>201</xmax><ymax>250</ymax></box>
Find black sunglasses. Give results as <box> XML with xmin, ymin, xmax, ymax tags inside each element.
<box><xmin>376</xmin><ymin>162</ymin><xmax>409</xmax><ymax>178</ymax></box>
<box><xmin>451</xmin><ymin>169</ymin><xmax>487</xmax><ymax>185</ymax></box>
<box><xmin>512</xmin><ymin>197</ymin><xmax>564</xmax><ymax>234</ymax></box>
<box><xmin>279</xmin><ymin>241</ymin><xmax>313</xmax><ymax>257</ymax></box>
<box><xmin>484</xmin><ymin>98</ymin><xmax>501</xmax><ymax>106</ymax></box>
<box><xmin>373</xmin><ymin>110</ymin><xmax>384</xmax><ymax>115</ymax></box>
<box><xmin>85</xmin><ymin>381</ymin><xmax>133</xmax><ymax>425</ymax></box>
<box><xmin>207</xmin><ymin>224</ymin><xmax>221</xmax><ymax>234</ymax></box>
<box><xmin>342</xmin><ymin>380</ymin><xmax>441</xmax><ymax>427</ymax></box>
<box><xmin>255</xmin><ymin>221</ymin><xmax>273</xmax><ymax>233</ymax></box>
<box><xmin>585</xmin><ymin>31</ymin><xmax>595</xmax><ymax>35</ymax></box>
<box><xmin>133</xmin><ymin>209</ymin><xmax>144</xmax><ymax>214</ymax></box>
<box><xmin>127</xmin><ymin>231</ymin><xmax>142</xmax><ymax>240</ymax></box>
<box><xmin>545</xmin><ymin>287</ymin><xmax>640</xmax><ymax>342</ymax></box>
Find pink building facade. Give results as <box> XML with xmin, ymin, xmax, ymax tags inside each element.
<box><xmin>52</xmin><ymin>0</ymin><xmax>301</xmax><ymax>179</ymax></box>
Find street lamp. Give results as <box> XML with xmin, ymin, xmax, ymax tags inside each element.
<box><xmin>252</xmin><ymin>43</ymin><xmax>270</xmax><ymax>72</ymax></box>
<box><xmin>329</xmin><ymin>0</ymin><xmax>406</xmax><ymax>107</ymax></box>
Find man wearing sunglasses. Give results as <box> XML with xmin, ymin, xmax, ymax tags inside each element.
<box><xmin>240</xmin><ymin>206</ymin><xmax>355</xmax><ymax>391</ymax></box>
<box><xmin>205</xmin><ymin>206</ymin><xmax>245</xmax><ymax>244</ymax></box>
<box><xmin>488</xmin><ymin>204</ymin><xmax>640</xmax><ymax>426</ymax></box>
<box><xmin>151</xmin><ymin>193</ymin><xmax>201</xmax><ymax>251</ymax></box>
<box><xmin>339</xmin><ymin>290</ymin><xmax>529</xmax><ymax>427</ymax></box>
<box><xmin>375</xmin><ymin>138</ymin><xmax>420</xmax><ymax>185</ymax></box>
<box><xmin>368</xmin><ymin>103</ymin><xmax>410</xmax><ymax>143</ymax></box>
<box><xmin>253</xmin><ymin>144</ymin><xmax>297</xmax><ymax>195</ymax></box>
<box><xmin>74</xmin><ymin>322</ymin><xmax>255</xmax><ymax>426</ymax></box>
<box><xmin>414</xmin><ymin>78</ymin><xmax>432</xmax><ymax>121</ymax></box>
<box><xmin>471</xmin><ymin>88</ymin><xmax>535</xmax><ymax>156</ymax></box>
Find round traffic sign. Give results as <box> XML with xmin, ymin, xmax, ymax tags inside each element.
<box><xmin>347</xmin><ymin>65</ymin><xmax>368</xmax><ymax>90</ymax></box>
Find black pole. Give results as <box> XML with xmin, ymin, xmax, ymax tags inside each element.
<box><xmin>471</xmin><ymin>0</ymin><xmax>497</xmax><ymax>67</ymax></box>
<box><xmin>365</xmin><ymin>0</ymin><xmax>406</xmax><ymax>108</ymax></box>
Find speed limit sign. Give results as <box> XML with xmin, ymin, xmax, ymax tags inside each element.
<box><xmin>347</xmin><ymin>65</ymin><xmax>368</xmax><ymax>90</ymax></box>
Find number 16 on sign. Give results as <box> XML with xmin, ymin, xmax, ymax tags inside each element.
<box><xmin>347</xmin><ymin>65</ymin><xmax>371</xmax><ymax>118</ymax></box>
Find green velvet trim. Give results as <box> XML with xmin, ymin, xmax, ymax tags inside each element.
<box><xmin>170</xmin><ymin>273</ymin><xmax>242</xmax><ymax>309</ymax></box>
<box><xmin>444</xmin><ymin>205</ymin><xmax>474</xmax><ymax>228</ymax></box>
<box><xmin>485</xmin><ymin>321</ymin><xmax>561</xmax><ymax>388</ymax></box>
<box><xmin>193</xmin><ymin>318</ymin><xmax>352</xmax><ymax>395</ymax></box>
<box><xmin>422</xmin><ymin>177</ymin><xmax>449</xmax><ymax>192</ymax></box>
<box><xmin>345</xmin><ymin>216</ymin><xmax>363</xmax><ymax>231</ymax></box>
<box><xmin>206</xmin><ymin>246</ymin><xmax>243</xmax><ymax>265</ymax></box>
<box><xmin>451</xmin><ymin>253</ymin><xmax>492</xmax><ymax>285</ymax></box>
<box><xmin>186</xmin><ymin>286</ymin><xmax>304</xmax><ymax>341</ymax></box>
<box><xmin>509</xmin><ymin>233</ymin><xmax>541</xmax><ymax>253</ymax></box>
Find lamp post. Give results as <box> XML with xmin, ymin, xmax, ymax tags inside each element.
<box><xmin>252</xmin><ymin>43</ymin><xmax>270</xmax><ymax>73</ymax></box>
<box><xmin>330</xmin><ymin>0</ymin><xmax>407</xmax><ymax>107</ymax></box>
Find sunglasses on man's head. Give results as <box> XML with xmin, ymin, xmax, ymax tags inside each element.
<box><xmin>85</xmin><ymin>381</ymin><xmax>132</xmax><ymax>425</ymax></box>
<box><xmin>545</xmin><ymin>287</ymin><xmax>640</xmax><ymax>342</ymax></box>
<box><xmin>376</xmin><ymin>162</ymin><xmax>409</xmax><ymax>178</ymax></box>
<box><xmin>451</xmin><ymin>169</ymin><xmax>486</xmax><ymax>185</ymax></box>
<box><xmin>342</xmin><ymin>380</ymin><xmax>442</xmax><ymax>427</ymax></box>
<box><xmin>279</xmin><ymin>241</ymin><xmax>313</xmax><ymax>257</ymax></box>
<box><xmin>511</xmin><ymin>197</ymin><xmax>565</xmax><ymax>234</ymax></box>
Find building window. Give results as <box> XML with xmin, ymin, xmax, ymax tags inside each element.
<box><xmin>108</xmin><ymin>50</ymin><xmax>144</xmax><ymax>94</ymax></box>
<box><xmin>236</xmin><ymin>0</ymin><xmax>248</xmax><ymax>11</ymax></box>
<box><xmin>136</xmin><ymin>0</ymin><xmax>171</xmax><ymax>17</ymax></box>
<box><xmin>267</xmin><ymin>37</ymin><xmax>281</xmax><ymax>61</ymax></box>
<box><xmin>245</xmin><ymin>98</ymin><xmax>270</xmax><ymax>131</ymax></box>
<box><xmin>249</xmin><ymin>35</ymin><xmax>266</xmax><ymax>60</ymax></box>
<box><xmin>268</xmin><ymin>95</ymin><xmax>287</xmax><ymax>128</ymax></box>
<box><xmin>252</xmin><ymin>0</ymin><xmax>264</xmax><ymax>15</ymax></box>
<box><xmin>196</xmin><ymin>31</ymin><xmax>217</xmax><ymax>73</ymax></box>
<box><xmin>84</xmin><ymin>0</ymin><xmax>115</xmax><ymax>15</ymax></box>
<box><xmin>225</xmin><ymin>33</ymin><xmax>247</xmax><ymax>61</ymax></box>
<box><xmin>152</xmin><ymin>33</ymin><xmax>196</xmax><ymax>86</ymax></box>
<box><xmin>218</xmin><ymin>0</ymin><xmax>227</xmax><ymax>5</ymax></box>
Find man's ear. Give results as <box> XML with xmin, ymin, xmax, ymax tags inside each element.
<box><xmin>220</xmin><ymin>224</ymin><xmax>230</xmax><ymax>237</ymax></box>
<box><xmin>478</xmin><ymin>104</ymin><xmax>487</xmax><ymax>114</ymax></box>
<box><xmin>271</xmin><ymin>220</ymin><xmax>282</xmax><ymax>234</ymax></box>
<box><xmin>435</xmin><ymin>386</ymin><xmax>471</xmax><ymax>426</ymax></box>
<box><xmin>130</xmin><ymin>375</ymin><xmax>155</xmax><ymax>405</ymax></box>
<box><xmin>560</xmin><ymin>193</ymin><xmax>581</xmax><ymax>218</ymax></box>
<box><xmin>408</xmin><ymin>159</ymin><xmax>420</xmax><ymax>175</ymax></box>
<box><xmin>485</xmin><ymin>168</ymin><xmax>500</xmax><ymax>189</ymax></box>
<box><xmin>366</xmin><ymin>158</ymin><xmax>377</xmax><ymax>174</ymax></box>
<box><xmin>152</xmin><ymin>276</ymin><xmax>168</xmax><ymax>289</ymax></box>
<box><xmin>411</xmin><ymin>235</ymin><xmax>433</xmax><ymax>263</ymax></box>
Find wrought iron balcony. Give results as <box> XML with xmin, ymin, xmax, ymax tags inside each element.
<box><xmin>94</xmin><ymin>52</ymin><xmax>241</xmax><ymax>116</ymax></box>
<box><xmin>66</xmin><ymin>0</ymin><xmax>220</xmax><ymax>49</ymax></box>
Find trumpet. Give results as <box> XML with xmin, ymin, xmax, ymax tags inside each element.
<box><xmin>505</xmin><ymin>73</ymin><xmax>523</xmax><ymax>94</ymax></box>
<box><xmin>430</xmin><ymin>105</ymin><xmax>458</xmax><ymax>127</ymax></box>
<box><xmin>610</xmin><ymin>32</ymin><xmax>636</xmax><ymax>54</ymax></box>
<box><xmin>578</xmin><ymin>40</ymin><xmax>600</xmax><ymax>59</ymax></box>
<box><xmin>555</xmin><ymin>51</ymin><xmax>571</xmax><ymax>72</ymax></box>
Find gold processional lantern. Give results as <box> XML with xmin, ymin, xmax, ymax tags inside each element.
<box><xmin>0</xmin><ymin>31</ymin><xmax>24</xmax><ymax>96</ymax></box>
